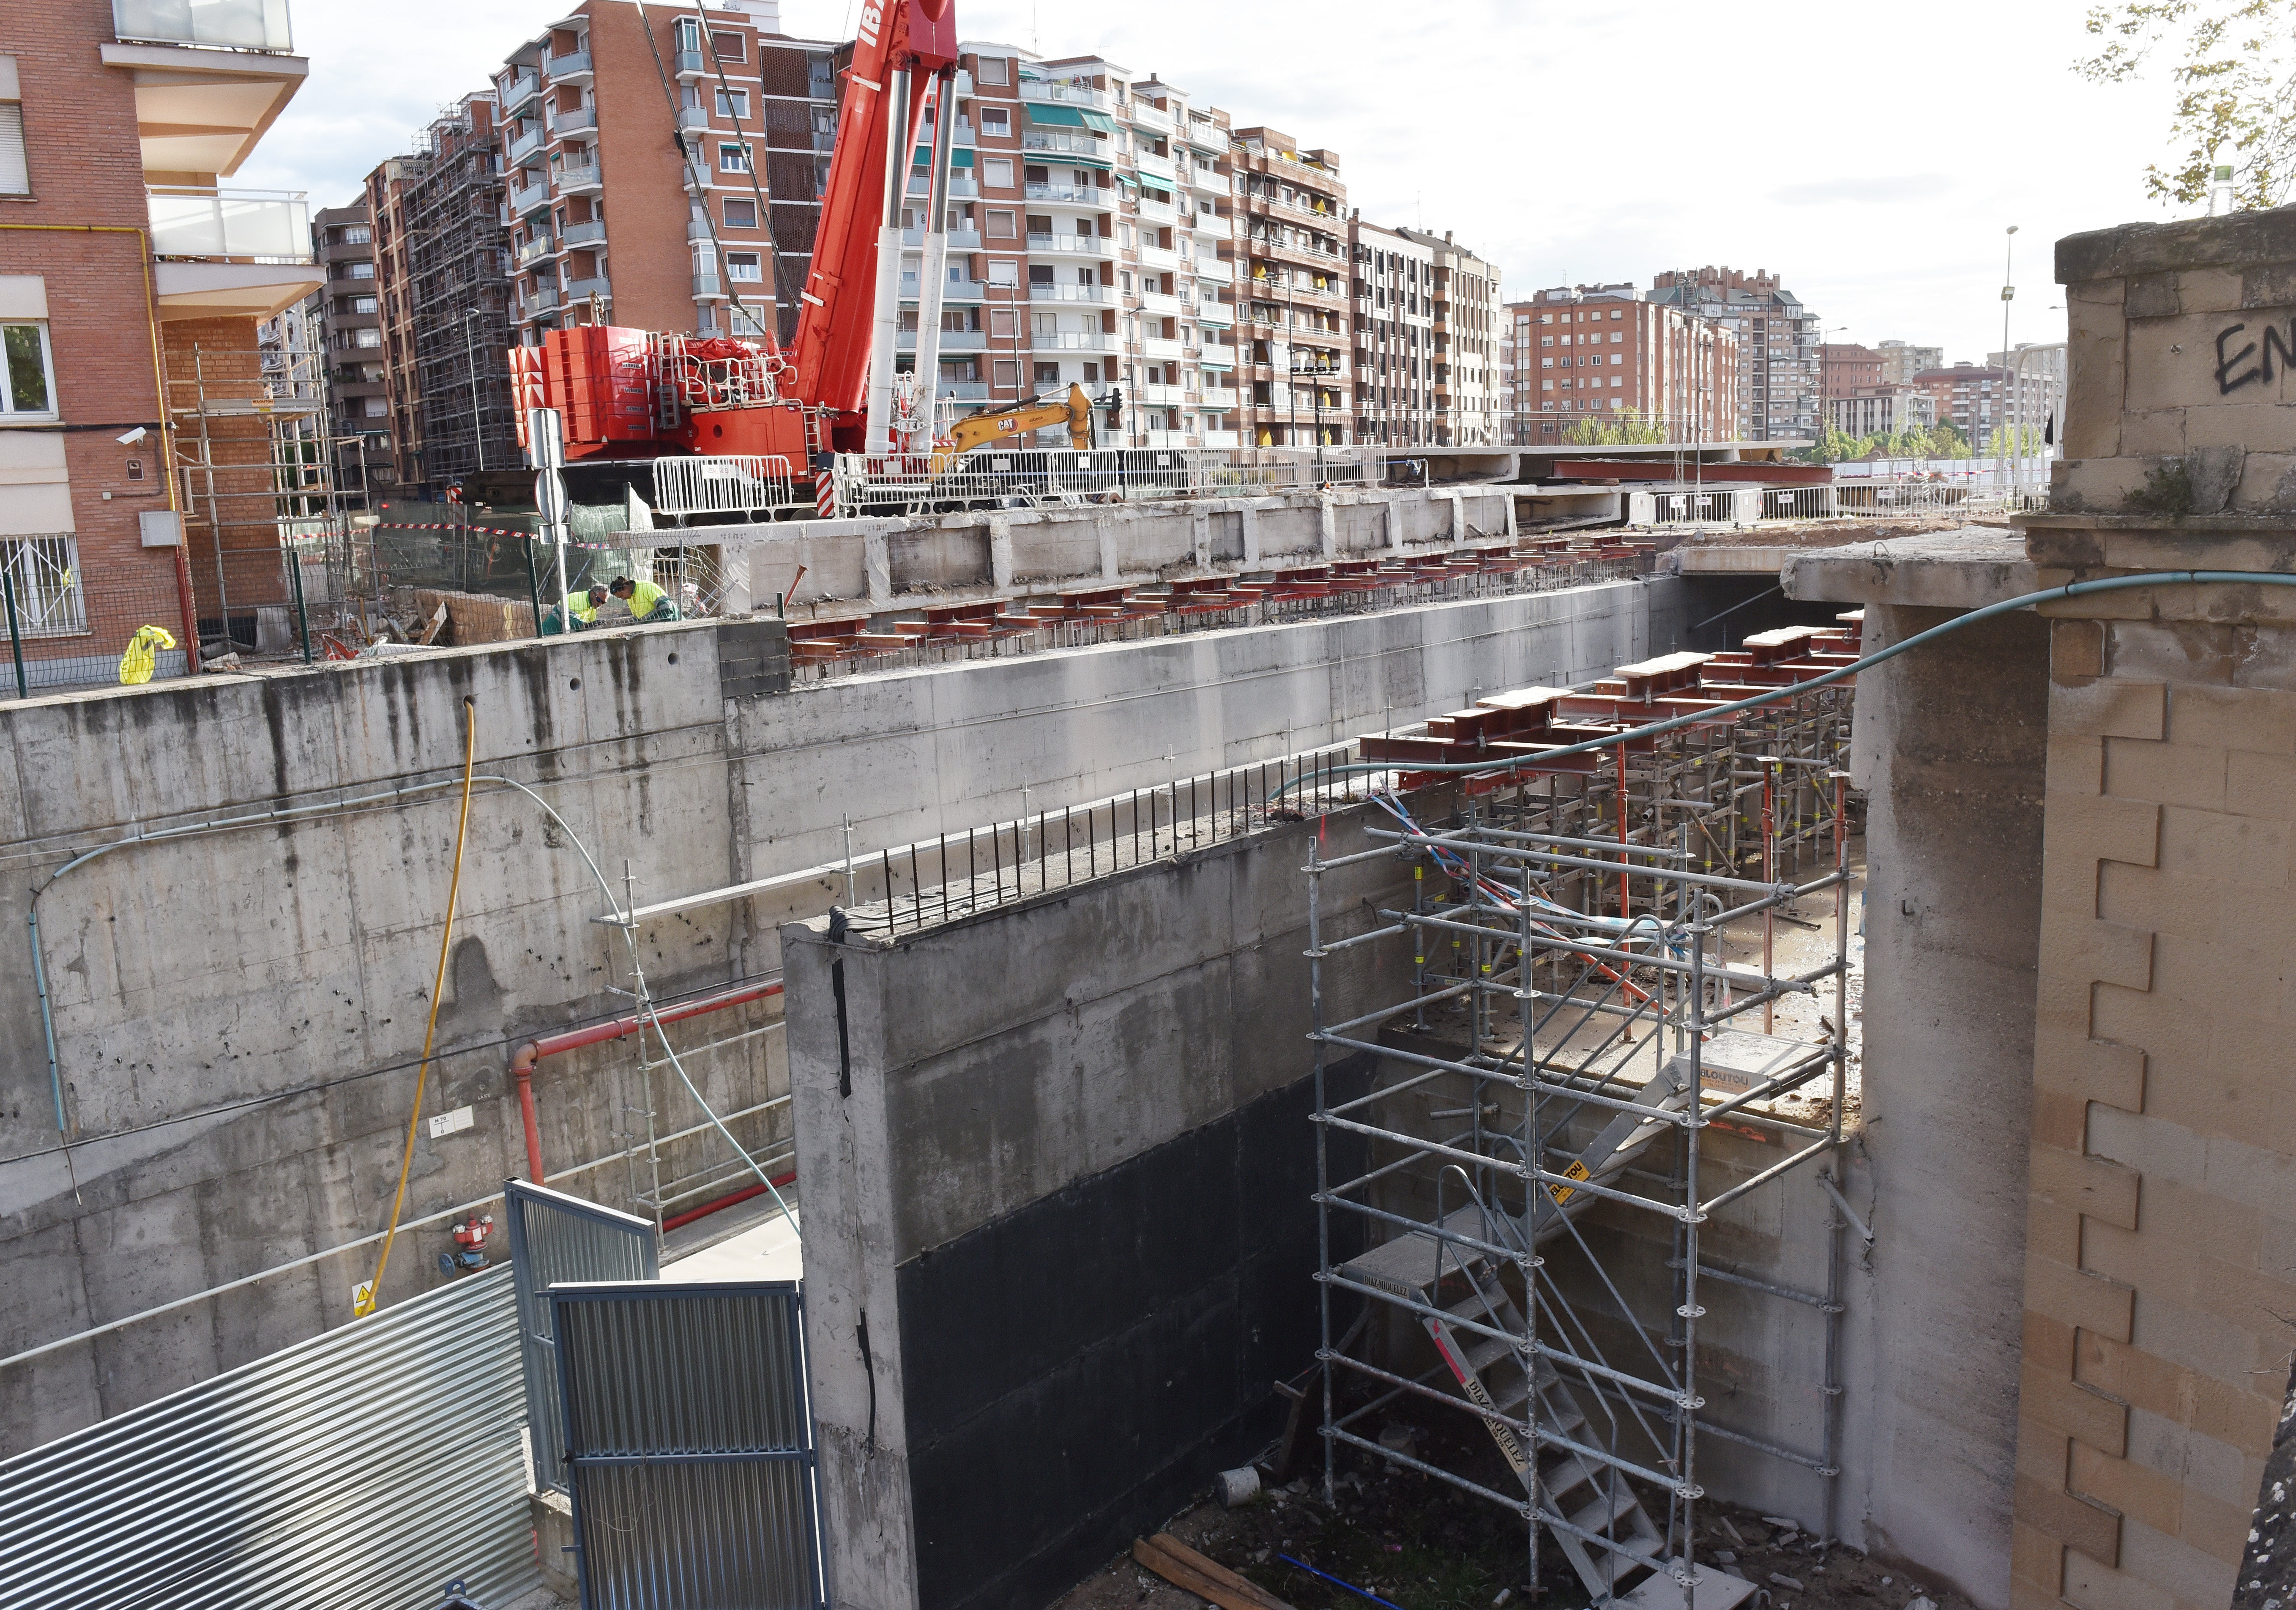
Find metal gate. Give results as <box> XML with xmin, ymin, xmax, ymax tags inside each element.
<box><xmin>0</xmin><ymin>1268</ymin><xmax>534</xmax><ymax>1609</ymax></box>
<box><xmin>506</xmin><ymin>1178</ymin><xmax>660</xmax><ymax>1495</ymax></box>
<box><xmin>554</xmin><ymin>1282</ymin><xmax>825</xmax><ymax>1610</ymax></box>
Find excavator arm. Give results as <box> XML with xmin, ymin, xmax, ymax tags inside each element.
<box><xmin>944</xmin><ymin>384</ymin><xmax>1097</xmax><ymax>454</ymax></box>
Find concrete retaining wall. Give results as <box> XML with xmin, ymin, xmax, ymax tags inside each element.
<box><xmin>0</xmin><ymin>575</ymin><xmax>1656</xmax><ymax>1450</ymax></box>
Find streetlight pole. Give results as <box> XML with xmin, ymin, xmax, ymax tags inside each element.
<box><xmin>462</xmin><ymin>307</ymin><xmax>487</xmax><ymax>475</ymax></box>
<box><xmin>1998</xmin><ymin>225</ymin><xmax>2018</xmax><ymax>488</ymax></box>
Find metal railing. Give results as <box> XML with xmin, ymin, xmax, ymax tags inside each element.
<box><xmin>649</xmin><ymin>455</ymin><xmax>801</xmax><ymax>519</ymax></box>
<box><xmin>831</xmin><ymin>446</ymin><xmax>1378</xmax><ymax>515</ymax></box>
<box><xmin>114</xmin><ymin>0</ymin><xmax>293</xmax><ymax>50</ymax></box>
<box><xmin>147</xmin><ymin>187</ymin><xmax>311</xmax><ymax>261</ymax></box>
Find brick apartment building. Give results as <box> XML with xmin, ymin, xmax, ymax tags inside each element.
<box><xmin>1348</xmin><ymin>218</ymin><xmax>1435</xmax><ymax>446</ymax></box>
<box><xmin>1397</xmin><ymin>227</ymin><xmax>1499</xmax><ymax>446</ymax></box>
<box><xmin>488</xmin><ymin>0</ymin><xmax>837</xmax><ymax>351</ymax></box>
<box><xmin>1820</xmin><ymin>341</ymin><xmax>1881</xmax><ymax>402</ymax></box>
<box><xmin>1875</xmin><ymin>338</ymin><xmax>1941</xmax><ymax>385</ymax></box>
<box><xmin>364</xmin><ymin>155</ymin><xmax>424</xmax><ymax>487</ymax></box>
<box><xmin>1829</xmin><ymin>385</ymin><xmax>1935</xmax><ymax>438</ymax></box>
<box><xmin>1651</xmin><ymin>266</ymin><xmax>1819</xmax><ymax>441</ymax></box>
<box><xmin>2</xmin><ymin>0</ymin><xmax>320</xmax><ymax>689</ymax></box>
<box><xmin>1504</xmin><ymin>284</ymin><xmax>1740</xmax><ymax>445</ymax></box>
<box><xmin>402</xmin><ymin>95</ymin><xmax>514</xmax><ymax>489</ymax></box>
<box><xmin>311</xmin><ymin>202</ymin><xmax>390</xmax><ymax>501</ymax></box>
<box><xmin>1229</xmin><ymin>125</ymin><xmax>1347</xmax><ymax>449</ymax></box>
<box><xmin>1911</xmin><ymin>361</ymin><xmax>2053</xmax><ymax>451</ymax></box>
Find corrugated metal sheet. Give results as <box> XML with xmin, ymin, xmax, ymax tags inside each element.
<box><xmin>0</xmin><ymin>1268</ymin><xmax>534</xmax><ymax>1610</ymax></box>
<box><xmin>507</xmin><ymin>1180</ymin><xmax>659</xmax><ymax>1495</ymax></box>
<box><xmin>555</xmin><ymin>1282</ymin><xmax>824</xmax><ymax>1610</ymax></box>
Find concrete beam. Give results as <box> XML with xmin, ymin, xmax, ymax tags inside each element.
<box><xmin>1785</xmin><ymin>529</ymin><xmax>2038</xmax><ymax>610</ymax></box>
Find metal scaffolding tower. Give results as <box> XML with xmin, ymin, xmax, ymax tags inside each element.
<box><xmin>1309</xmin><ymin>634</ymin><xmax>1859</xmax><ymax>1606</ymax></box>
<box><xmin>405</xmin><ymin>98</ymin><xmax>515</xmax><ymax>490</ymax></box>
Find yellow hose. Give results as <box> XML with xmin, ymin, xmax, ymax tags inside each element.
<box><xmin>354</xmin><ymin>697</ymin><xmax>479</xmax><ymax>1318</ymax></box>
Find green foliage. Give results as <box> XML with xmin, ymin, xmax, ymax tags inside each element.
<box><xmin>1796</xmin><ymin>419</ymin><xmax>1973</xmax><ymax>464</ymax></box>
<box><xmin>1559</xmin><ymin>408</ymin><xmax>1670</xmax><ymax>446</ymax></box>
<box><xmin>2078</xmin><ymin>0</ymin><xmax>2296</xmax><ymax>208</ymax></box>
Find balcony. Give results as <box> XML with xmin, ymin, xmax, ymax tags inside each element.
<box><xmin>1136</xmin><ymin>197</ymin><xmax>1175</xmax><ymax>226</ymax></box>
<box><xmin>112</xmin><ymin>0</ymin><xmax>292</xmax><ymax>50</ymax></box>
<box><xmin>1139</xmin><ymin>290</ymin><xmax>1181</xmax><ymax>317</ymax></box>
<box><xmin>1034</xmin><ymin>331</ymin><xmax>1116</xmax><ymax>352</ymax></box>
<box><xmin>1182</xmin><ymin>121</ymin><xmax>1228</xmax><ymax>156</ymax></box>
<box><xmin>1143</xmin><ymin>337</ymin><xmax>1182</xmax><ymax>361</ymax></box>
<box><xmin>1200</xmin><ymin>386</ymin><xmax>1239</xmax><ymax>409</ymax></box>
<box><xmin>559</xmin><ymin>163</ymin><xmax>602</xmax><ymax>194</ymax></box>
<box><xmin>508</xmin><ymin>126</ymin><xmax>544</xmax><ymax>164</ymax></box>
<box><xmin>509</xmin><ymin>178</ymin><xmax>551</xmax><ymax>215</ymax></box>
<box><xmin>898</xmin><ymin>330</ymin><xmax>989</xmax><ymax>352</ymax></box>
<box><xmin>565</xmin><ymin>274</ymin><xmax>612</xmax><ymax>301</ymax></box>
<box><xmin>672</xmin><ymin>106</ymin><xmax>708</xmax><ymax>135</ymax></box>
<box><xmin>938</xmin><ymin>382</ymin><xmax>992</xmax><ymax>402</ymax></box>
<box><xmin>948</xmin><ymin>175</ymin><xmax>980</xmax><ymax>200</ymax></box>
<box><xmin>901</xmin><ymin>227</ymin><xmax>983</xmax><ymax>250</ymax></box>
<box><xmin>1019</xmin><ymin>79</ymin><xmax>1110</xmax><ymax>112</ymax></box>
<box><xmin>1138</xmin><ymin>244</ymin><xmax>1178</xmax><ymax>272</ymax></box>
<box><xmin>1025</xmin><ymin>181</ymin><xmax>1100</xmax><ymax>204</ymax></box>
<box><xmin>675</xmin><ymin>49</ymin><xmax>707</xmax><ymax>78</ymax></box>
<box><xmin>546</xmin><ymin>47</ymin><xmax>592</xmax><ymax>82</ymax></box>
<box><xmin>1134</xmin><ymin>150</ymin><xmax>1175</xmax><ymax>183</ymax></box>
<box><xmin>502</xmin><ymin>71</ymin><xmax>541</xmax><ymax>112</ymax></box>
<box><xmin>1137</xmin><ymin>384</ymin><xmax>1185</xmax><ymax>407</ymax></box>
<box><xmin>1028</xmin><ymin>232</ymin><xmax>1112</xmax><ymax>257</ymax></box>
<box><xmin>1195</xmin><ymin>256</ymin><xmax>1234</xmax><ymax>285</ymax></box>
<box><xmin>1031</xmin><ymin>282</ymin><xmax>1113</xmax><ymax>305</ymax></box>
<box><xmin>1023</xmin><ymin>131</ymin><xmax>1107</xmax><ymax>160</ymax></box>
<box><xmin>528</xmin><ymin>286</ymin><xmax>562</xmax><ymax>315</ymax></box>
<box><xmin>148</xmin><ymin>186</ymin><xmax>309</xmax><ymax>260</ymax></box>
<box><xmin>1194</xmin><ymin>298</ymin><xmax>1235</xmax><ymax>327</ymax></box>
<box><xmin>899</xmin><ymin>276</ymin><xmax>987</xmax><ymax>304</ymax></box>
<box><xmin>1200</xmin><ymin>429</ymin><xmax>1240</xmax><ymax>448</ymax></box>
<box><xmin>563</xmin><ymin>218</ymin><xmax>607</xmax><ymax>249</ymax></box>
<box><xmin>1127</xmin><ymin>101</ymin><xmax>1174</xmax><ymax>135</ymax></box>
<box><xmin>1141</xmin><ymin>430</ymin><xmax>1194</xmax><ymax>448</ymax></box>
<box><xmin>516</xmin><ymin>234</ymin><xmax>556</xmax><ymax>268</ymax></box>
<box><xmin>693</xmin><ymin>274</ymin><xmax>723</xmax><ymax>299</ymax></box>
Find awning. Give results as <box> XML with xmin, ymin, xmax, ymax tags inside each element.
<box><xmin>913</xmin><ymin>146</ymin><xmax>977</xmax><ymax>167</ymax></box>
<box><xmin>1025</xmin><ymin>104</ymin><xmax>1118</xmax><ymax>133</ymax></box>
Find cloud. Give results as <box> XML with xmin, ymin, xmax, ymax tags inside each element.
<box><xmin>1767</xmin><ymin>175</ymin><xmax>1954</xmax><ymax>207</ymax></box>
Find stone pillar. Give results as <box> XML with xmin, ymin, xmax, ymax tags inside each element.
<box><xmin>1096</xmin><ymin>513</ymin><xmax>1119</xmax><ymax>580</ymax></box>
<box><xmin>864</xmin><ymin>528</ymin><xmax>892</xmax><ymax>608</ymax></box>
<box><xmin>988</xmin><ymin>514</ymin><xmax>1014</xmax><ymax>591</ymax></box>
<box><xmin>1445</xmin><ymin>490</ymin><xmax>1466</xmax><ymax>545</ymax></box>
<box><xmin>1190</xmin><ymin>508</ymin><xmax>1211</xmax><ymax>570</ymax></box>
<box><xmin>1386</xmin><ymin>496</ymin><xmax>1406</xmax><ymax>555</ymax></box>
<box><xmin>1240</xmin><ymin>503</ymin><xmax>1261</xmax><ymax>567</ymax></box>
<box><xmin>1317</xmin><ymin>492</ymin><xmax>1337</xmax><ymax>559</ymax></box>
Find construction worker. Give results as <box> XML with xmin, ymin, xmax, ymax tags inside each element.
<box><xmin>609</xmin><ymin>574</ymin><xmax>675</xmax><ymax>623</ymax></box>
<box><xmin>543</xmin><ymin>585</ymin><xmax>607</xmax><ymax>635</ymax></box>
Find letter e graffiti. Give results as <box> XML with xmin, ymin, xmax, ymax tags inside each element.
<box><xmin>2216</xmin><ymin>322</ymin><xmax>2262</xmax><ymax>394</ymax></box>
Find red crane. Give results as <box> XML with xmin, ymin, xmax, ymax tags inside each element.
<box><xmin>508</xmin><ymin>0</ymin><xmax>961</xmax><ymax>471</ymax></box>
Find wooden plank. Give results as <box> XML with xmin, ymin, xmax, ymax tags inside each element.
<box><xmin>1132</xmin><ymin>1534</ymin><xmax>1297</xmax><ymax>1610</ymax></box>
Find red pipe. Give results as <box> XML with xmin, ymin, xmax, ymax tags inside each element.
<box><xmin>661</xmin><ymin>1169</ymin><xmax>798</xmax><ymax>1233</ymax></box>
<box><xmin>507</xmin><ymin>978</ymin><xmax>785</xmax><ymax>1185</ymax></box>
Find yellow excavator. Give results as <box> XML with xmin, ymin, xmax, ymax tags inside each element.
<box><xmin>934</xmin><ymin>383</ymin><xmax>1115</xmax><ymax>471</ymax></box>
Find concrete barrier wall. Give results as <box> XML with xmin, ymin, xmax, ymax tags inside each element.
<box><xmin>780</xmin><ymin>810</ymin><xmax>1408</xmax><ymax>1610</ymax></box>
<box><xmin>0</xmin><ymin>575</ymin><xmax>1655</xmax><ymax>1449</ymax></box>
<box><xmin>713</xmin><ymin>484</ymin><xmax>1512</xmax><ymax>609</ymax></box>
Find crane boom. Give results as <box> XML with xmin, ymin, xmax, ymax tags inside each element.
<box><xmin>786</xmin><ymin>0</ymin><xmax>960</xmax><ymax>440</ymax></box>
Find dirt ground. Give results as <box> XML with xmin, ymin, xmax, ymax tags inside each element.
<box><xmin>1047</xmin><ymin>1431</ymin><xmax>1973</xmax><ymax>1610</ymax></box>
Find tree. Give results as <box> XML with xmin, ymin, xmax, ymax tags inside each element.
<box><xmin>1559</xmin><ymin>409</ymin><xmax>1670</xmax><ymax>447</ymax></box>
<box><xmin>2079</xmin><ymin>0</ymin><xmax>2296</xmax><ymax>209</ymax></box>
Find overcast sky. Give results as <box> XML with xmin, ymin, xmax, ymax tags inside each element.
<box><xmin>246</xmin><ymin>0</ymin><xmax>2188</xmax><ymax>362</ymax></box>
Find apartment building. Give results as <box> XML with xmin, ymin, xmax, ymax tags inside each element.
<box><xmin>1911</xmin><ymin>361</ymin><xmax>2053</xmax><ymax>451</ymax></box>
<box><xmin>492</xmin><ymin>0</ymin><xmax>836</xmax><ymax>348</ymax></box>
<box><xmin>1650</xmin><ymin>266</ymin><xmax>1819</xmax><ymax>441</ymax></box>
<box><xmin>1509</xmin><ymin>284</ymin><xmax>1740</xmax><ymax>445</ymax></box>
<box><xmin>364</xmin><ymin>156</ymin><xmax>424</xmax><ymax>486</ymax></box>
<box><xmin>1875</xmin><ymin>339</ymin><xmax>1942</xmax><ymax>385</ymax></box>
<box><xmin>942</xmin><ymin>50</ymin><xmax>1235</xmax><ymax>449</ymax></box>
<box><xmin>1820</xmin><ymin>341</ymin><xmax>1882</xmax><ymax>401</ymax></box>
<box><xmin>2</xmin><ymin>0</ymin><xmax>320</xmax><ymax>688</ymax></box>
<box><xmin>1229</xmin><ymin>126</ymin><xmax>1348</xmax><ymax>449</ymax></box>
<box><xmin>311</xmin><ymin>203</ymin><xmax>391</xmax><ymax>501</ymax></box>
<box><xmin>1348</xmin><ymin>219</ymin><xmax>1436</xmax><ymax>446</ymax></box>
<box><xmin>402</xmin><ymin>96</ymin><xmax>514</xmax><ymax>489</ymax></box>
<box><xmin>1830</xmin><ymin>385</ymin><xmax>1935</xmax><ymax>438</ymax></box>
<box><xmin>1397</xmin><ymin>228</ymin><xmax>1498</xmax><ymax>446</ymax></box>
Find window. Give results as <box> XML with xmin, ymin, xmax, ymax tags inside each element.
<box><xmin>986</xmin><ymin>258</ymin><xmax>1019</xmax><ymax>286</ymax></box>
<box><xmin>1034</xmin><ymin>362</ymin><xmax>1060</xmax><ymax>386</ymax></box>
<box><xmin>348</xmin><ymin>261</ymin><xmax>375</xmax><ymax>280</ymax></box>
<box><xmin>727</xmin><ymin>252</ymin><xmax>762</xmax><ymax>282</ymax></box>
<box><xmin>719</xmin><ymin>143</ymin><xmax>753</xmax><ymax>172</ymax></box>
<box><xmin>993</xmin><ymin>358</ymin><xmax>1019</xmax><ymax>386</ymax></box>
<box><xmin>985</xmin><ymin>208</ymin><xmax>1016</xmax><ymax>238</ymax></box>
<box><xmin>0</xmin><ymin>59</ymin><xmax>25</xmax><ymax>197</ymax></box>
<box><xmin>983</xmin><ymin>157</ymin><xmax>1014</xmax><ymax>189</ymax></box>
<box><xmin>979</xmin><ymin>107</ymin><xmax>1009</xmax><ymax>136</ymax></box>
<box><xmin>339</xmin><ymin>225</ymin><xmax>371</xmax><ymax>246</ymax></box>
<box><xmin>976</xmin><ymin>55</ymin><xmax>1010</xmax><ymax>86</ymax></box>
<box><xmin>353</xmin><ymin>327</ymin><xmax>382</xmax><ymax>348</ymax></box>
<box><xmin>724</xmin><ymin>197</ymin><xmax>757</xmax><ymax>229</ymax></box>
<box><xmin>1028</xmin><ymin>264</ymin><xmax>1054</xmax><ymax>286</ymax></box>
<box><xmin>715</xmin><ymin>88</ymin><xmax>750</xmax><ymax>120</ymax></box>
<box><xmin>675</xmin><ymin>16</ymin><xmax>701</xmax><ymax>52</ymax></box>
<box><xmin>709</xmin><ymin>31</ymin><xmax>745</xmax><ymax>61</ymax></box>
<box><xmin>2</xmin><ymin>321</ymin><xmax>54</xmax><ymax>416</ymax></box>
<box><xmin>0</xmin><ymin>536</ymin><xmax>85</xmax><ymax>635</ymax></box>
<box><xmin>350</xmin><ymin>296</ymin><xmax>378</xmax><ymax>314</ymax></box>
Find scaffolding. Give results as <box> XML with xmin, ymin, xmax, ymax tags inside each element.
<box><xmin>405</xmin><ymin>98</ymin><xmax>516</xmax><ymax>490</ymax></box>
<box><xmin>1309</xmin><ymin>618</ymin><xmax>1861</xmax><ymax>1605</ymax></box>
<box><xmin>169</xmin><ymin>318</ymin><xmax>361</xmax><ymax>657</ymax></box>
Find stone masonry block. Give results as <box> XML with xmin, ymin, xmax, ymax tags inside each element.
<box><xmin>2167</xmin><ymin>684</ymin><xmax>2296</xmax><ymax>753</ymax></box>
<box><xmin>2225</xmin><ymin>749</ymin><xmax>2296</xmax><ymax>819</ymax></box>
<box><xmin>2017</xmin><ymin>1469</ymin><xmax>2125</xmax><ymax>1564</ymax></box>
<box><xmin>2055</xmin><ymin>679</ymin><xmax>2167</xmax><ymax>741</ymax></box>
<box><xmin>2012</xmin><ymin>1520</ymin><xmax>2066</xmax><ymax>1598</ymax></box>
<box><xmin>2034</xmin><ymin>1087</ymin><xmax>2090</xmax><ymax>1152</ymax></box>
<box><xmin>2050</xmin><ymin>734</ymin><xmax>2108</xmax><ymax>796</ymax></box>
<box><xmin>2036</xmin><ymin>1025</ymin><xmax>2148</xmax><ymax>1112</ymax></box>
<box><xmin>2057</xmin><ymin>619</ymin><xmax>2107</xmax><ymax>682</ymax></box>
<box><xmin>2025</xmin><ymin>1357</ymin><xmax>2135</xmax><ymax>1458</ymax></box>
<box><xmin>2048</xmin><ymin>794</ymin><xmax>2162</xmax><ymax>870</ymax></box>
<box><xmin>2107</xmin><ymin>624</ymin><xmax>2238</xmax><ymax>688</ymax></box>
<box><xmin>2102</xmin><ymin>739</ymin><xmax>2227</xmax><ymax>813</ymax></box>
<box><xmin>2063</xmin><ymin>1546</ymin><xmax>2173</xmax><ymax>1610</ymax></box>
<box><xmin>2115</xmin><ymin>1516</ymin><xmax>2242</xmax><ymax>1602</ymax></box>
<box><xmin>2069</xmin><ymin>1438</ymin><xmax>2181</xmax><ymax>1539</ymax></box>
<box><xmin>2156</xmin><ymin>803</ymin><xmax>2290</xmax><ymax>887</ymax></box>
<box><xmin>2033</xmin><ymin>1142</ymin><xmax>2143</xmax><ymax>1231</ymax></box>
<box><xmin>2037</xmin><ymin>913</ymin><xmax>2156</xmax><ymax>995</ymax></box>
<box><xmin>2031</xmin><ymin>1256</ymin><xmax>2137</xmax><ymax>1342</ymax></box>
<box><xmin>2030</xmin><ymin>1195</ymin><xmax>2083</xmax><ymax>1263</ymax></box>
<box><xmin>2028</xmin><ymin>1306</ymin><xmax>2080</xmax><ymax>1374</ymax></box>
